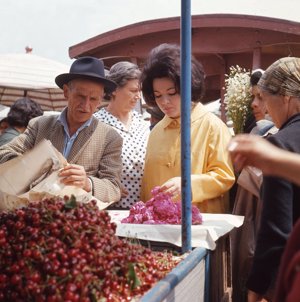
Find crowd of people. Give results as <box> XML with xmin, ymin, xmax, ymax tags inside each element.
<box><xmin>0</xmin><ymin>44</ymin><xmax>300</xmax><ymax>302</ymax></box>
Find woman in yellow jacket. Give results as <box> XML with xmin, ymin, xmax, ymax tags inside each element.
<box><xmin>140</xmin><ymin>43</ymin><xmax>235</xmax><ymax>213</ymax></box>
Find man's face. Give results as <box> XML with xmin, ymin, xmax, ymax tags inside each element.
<box><xmin>64</xmin><ymin>79</ymin><xmax>104</xmax><ymax>127</ymax></box>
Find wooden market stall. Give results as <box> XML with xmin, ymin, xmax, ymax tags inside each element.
<box><xmin>68</xmin><ymin>13</ymin><xmax>300</xmax><ymax>121</ymax></box>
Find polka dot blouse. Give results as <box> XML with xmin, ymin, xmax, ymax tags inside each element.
<box><xmin>94</xmin><ymin>108</ymin><xmax>150</xmax><ymax>209</ymax></box>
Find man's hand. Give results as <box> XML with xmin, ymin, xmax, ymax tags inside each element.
<box><xmin>58</xmin><ymin>164</ymin><xmax>91</xmax><ymax>192</ymax></box>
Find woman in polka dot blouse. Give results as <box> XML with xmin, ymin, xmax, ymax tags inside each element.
<box><xmin>94</xmin><ymin>61</ymin><xmax>150</xmax><ymax>209</ymax></box>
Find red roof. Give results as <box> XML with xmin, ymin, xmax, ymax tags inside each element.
<box><xmin>69</xmin><ymin>14</ymin><xmax>300</xmax><ymax>104</ymax></box>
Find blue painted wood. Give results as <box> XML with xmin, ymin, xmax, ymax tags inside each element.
<box><xmin>180</xmin><ymin>0</ymin><xmax>192</xmax><ymax>253</ymax></box>
<box><xmin>140</xmin><ymin>247</ymin><xmax>207</xmax><ymax>302</ymax></box>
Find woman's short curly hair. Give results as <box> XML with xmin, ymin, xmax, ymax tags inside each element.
<box><xmin>104</xmin><ymin>61</ymin><xmax>141</xmax><ymax>101</ymax></box>
<box><xmin>7</xmin><ymin>97</ymin><xmax>43</xmax><ymax>128</ymax></box>
<box><xmin>140</xmin><ymin>43</ymin><xmax>205</xmax><ymax>106</ymax></box>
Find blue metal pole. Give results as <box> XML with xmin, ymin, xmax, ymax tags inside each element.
<box><xmin>204</xmin><ymin>252</ymin><xmax>211</xmax><ymax>302</ymax></box>
<box><xmin>180</xmin><ymin>0</ymin><xmax>192</xmax><ymax>253</ymax></box>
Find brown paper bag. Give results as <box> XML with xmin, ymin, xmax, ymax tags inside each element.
<box><xmin>0</xmin><ymin>139</ymin><xmax>111</xmax><ymax>211</ymax></box>
<box><xmin>25</xmin><ymin>170</ymin><xmax>114</xmax><ymax>210</ymax></box>
<box><xmin>0</xmin><ymin>139</ymin><xmax>63</xmax><ymax>196</ymax></box>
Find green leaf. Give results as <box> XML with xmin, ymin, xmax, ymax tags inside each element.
<box><xmin>64</xmin><ymin>195</ymin><xmax>77</xmax><ymax>209</ymax></box>
<box><xmin>127</xmin><ymin>262</ymin><xmax>141</xmax><ymax>290</ymax></box>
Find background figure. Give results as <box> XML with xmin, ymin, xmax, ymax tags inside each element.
<box><xmin>242</xmin><ymin>57</ymin><xmax>300</xmax><ymax>302</ymax></box>
<box><xmin>0</xmin><ymin>117</ymin><xmax>9</xmax><ymax>135</ymax></box>
<box><xmin>146</xmin><ymin>106</ymin><xmax>165</xmax><ymax>130</ymax></box>
<box><xmin>230</xmin><ymin>69</ymin><xmax>277</xmax><ymax>302</ymax></box>
<box><xmin>249</xmin><ymin>69</ymin><xmax>277</xmax><ymax>136</ymax></box>
<box><xmin>140</xmin><ymin>43</ymin><xmax>235</xmax><ymax>213</ymax></box>
<box><xmin>243</xmin><ymin>69</ymin><xmax>277</xmax><ymax>135</ymax></box>
<box><xmin>0</xmin><ymin>98</ymin><xmax>43</xmax><ymax>146</ymax></box>
<box><xmin>94</xmin><ymin>61</ymin><xmax>150</xmax><ymax>209</ymax></box>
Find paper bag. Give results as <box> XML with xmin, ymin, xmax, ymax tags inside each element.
<box><xmin>0</xmin><ymin>139</ymin><xmax>64</xmax><ymax>196</ymax></box>
<box><xmin>26</xmin><ymin>170</ymin><xmax>114</xmax><ymax>210</ymax></box>
<box><xmin>0</xmin><ymin>139</ymin><xmax>112</xmax><ymax>211</ymax></box>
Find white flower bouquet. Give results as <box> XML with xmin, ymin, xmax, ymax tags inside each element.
<box><xmin>224</xmin><ymin>65</ymin><xmax>252</xmax><ymax>134</ymax></box>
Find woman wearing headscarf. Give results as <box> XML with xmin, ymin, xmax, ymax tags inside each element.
<box><xmin>94</xmin><ymin>61</ymin><xmax>150</xmax><ymax>209</ymax></box>
<box><xmin>140</xmin><ymin>43</ymin><xmax>235</xmax><ymax>213</ymax></box>
<box><xmin>245</xmin><ymin>57</ymin><xmax>300</xmax><ymax>302</ymax></box>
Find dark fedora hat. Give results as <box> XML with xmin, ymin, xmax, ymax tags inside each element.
<box><xmin>55</xmin><ymin>56</ymin><xmax>117</xmax><ymax>92</ymax></box>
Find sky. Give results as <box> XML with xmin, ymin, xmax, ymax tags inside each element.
<box><xmin>1</xmin><ymin>0</ymin><xmax>300</xmax><ymax>65</ymax></box>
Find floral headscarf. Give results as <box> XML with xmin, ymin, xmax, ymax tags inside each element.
<box><xmin>258</xmin><ymin>57</ymin><xmax>300</xmax><ymax>97</ymax></box>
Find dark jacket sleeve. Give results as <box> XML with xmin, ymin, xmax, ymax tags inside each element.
<box><xmin>246</xmin><ymin>134</ymin><xmax>294</xmax><ymax>294</ymax></box>
<box><xmin>246</xmin><ymin>174</ymin><xmax>293</xmax><ymax>293</ymax></box>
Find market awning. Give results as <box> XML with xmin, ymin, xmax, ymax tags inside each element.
<box><xmin>0</xmin><ymin>53</ymin><xmax>69</xmax><ymax>111</ymax></box>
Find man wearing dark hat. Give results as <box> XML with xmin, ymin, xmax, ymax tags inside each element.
<box><xmin>0</xmin><ymin>57</ymin><xmax>123</xmax><ymax>204</ymax></box>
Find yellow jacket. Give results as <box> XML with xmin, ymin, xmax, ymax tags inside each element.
<box><xmin>141</xmin><ymin>103</ymin><xmax>235</xmax><ymax>213</ymax></box>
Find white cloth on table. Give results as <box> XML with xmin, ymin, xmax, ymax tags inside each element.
<box><xmin>108</xmin><ymin>210</ymin><xmax>244</xmax><ymax>250</ymax></box>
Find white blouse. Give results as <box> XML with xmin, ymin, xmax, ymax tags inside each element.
<box><xmin>94</xmin><ymin>108</ymin><xmax>150</xmax><ymax>208</ymax></box>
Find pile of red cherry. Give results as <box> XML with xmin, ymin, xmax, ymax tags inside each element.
<box><xmin>0</xmin><ymin>196</ymin><xmax>179</xmax><ymax>302</ymax></box>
